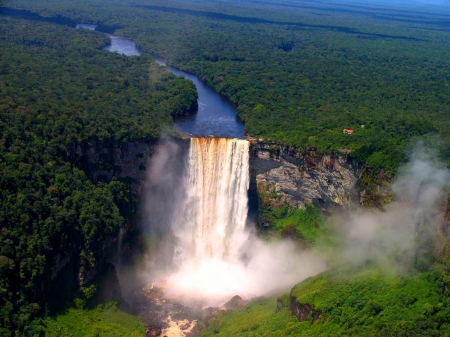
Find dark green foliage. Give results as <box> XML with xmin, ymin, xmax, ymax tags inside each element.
<box><xmin>0</xmin><ymin>17</ymin><xmax>197</xmax><ymax>144</ymax></box>
<box><xmin>5</xmin><ymin>0</ymin><xmax>450</xmax><ymax>170</ymax></box>
<box><xmin>134</xmin><ymin>1</ymin><xmax>449</xmax><ymax>170</ymax></box>
<box><xmin>0</xmin><ymin>15</ymin><xmax>197</xmax><ymax>335</ymax></box>
<box><xmin>7</xmin><ymin>0</ymin><xmax>450</xmax><ymax>185</ymax></box>
<box><xmin>2</xmin><ymin>0</ymin><xmax>450</xmax><ymax>334</ymax></box>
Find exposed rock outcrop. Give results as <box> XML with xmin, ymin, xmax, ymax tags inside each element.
<box><xmin>50</xmin><ymin>253</ymin><xmax>72</xmax><ymax>281</ymax></box>
<box><xmin>289</xmin><ymin>296</ymin><xmax>321</xmax><ymax>322</ymax></box>
<box><xmin>224</xmin><ymin>295</ymin><xmax>243</xmax><ymax>310</ymax></box>
<box><xmin>249</xmin><ymin>139</ymin><xmax>362</xmax><ymax>213</ymax></box>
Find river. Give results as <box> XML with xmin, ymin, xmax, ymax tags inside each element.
<box><xmin>76</xmin><ymin>24</ymin><xmax>246</xmax><ymax>336</ymax></box>
<box><xmin>76</xmin><ymin>24</ymin><xmax>244</xmax><ymax>139</ymax></box>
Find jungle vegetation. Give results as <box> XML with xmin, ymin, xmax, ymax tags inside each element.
<box><xmin>1</xmin><ymin>0</ymin><xmax>450</xmax><ymax>335</ymax></box>
<box><xmin>5</xmin><ymin>0</ymin><xmax>450</xmax><ymax>171</ymax></box>
<box><xmin>0</xmin><ymin>14</ymin><xmax>196</xmax><ymax>336</ymax></box>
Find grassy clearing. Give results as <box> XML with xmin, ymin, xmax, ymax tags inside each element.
<box><xmin>259</xmin><ymin>199</ymin><xmax>335</xmax><ymax>244</ymax></box>
<box><xmin>272</xmin><ymin>205</ymin><xmax>324</xmax><ymax>244</ymax></box>
<box><xmin>200</xmin><ymin>296</ymin><xmax>299</xmax><ymax>337</ymax></box>
<box><xmin>43</xmin><ymin>302</ymin><xmax>145</xmax><ymax>337</ymax></box>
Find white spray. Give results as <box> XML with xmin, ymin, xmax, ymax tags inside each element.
<box><xmin>143</xmin><ymin>137</ymin><xmax>325</xmax><ymax>306</ymax></box>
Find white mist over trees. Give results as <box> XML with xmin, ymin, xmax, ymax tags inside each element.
<box><xmin>332</xmin><ymin>143</ymin><xmax>449</xmax><ymax>272</ymax></box>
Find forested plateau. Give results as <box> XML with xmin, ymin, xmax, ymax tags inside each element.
<box><xmin>6</xmin><ymin>0</ymin><xmax>450</xmax><ymax>209</ymax></box>
<box><xmin>5</xmin><ymin>0</ymin><xmax>450</xmax><ymax>170</ymax></box>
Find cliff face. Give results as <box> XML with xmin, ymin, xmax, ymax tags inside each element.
<box><xmin>58</xmin><ymin>139</ymin><xmax>158</xmax><ymax>289</ymax></box>
<box><xmin>67</xmin><ymin>139</ymin><xmax>156</xmax><ymax>192</ymax></box>
<box><xmin>70</xmin><ymin>137</ymin><xmax>364</xmax><ymax>213</ymax></box>
<box><xmin>249</xmin><ymin>139</ymin><xmax>363</xmax><ymax>213</ymax></box>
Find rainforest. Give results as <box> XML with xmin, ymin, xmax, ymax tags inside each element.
<box><xmin>1</xmin><ymin>0</ymin><xmax>450</xmax><ymax>336</ymax></box>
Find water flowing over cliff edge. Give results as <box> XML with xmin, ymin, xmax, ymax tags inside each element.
<box><xmin>177</xmin><ymin>138</ymin><xmax>249</xmax><ymax>262</ymax></box>
<box><xmin>141</xmin><ymin>137</ymin><xmax>326</xmax><ymax>309</ymax></box>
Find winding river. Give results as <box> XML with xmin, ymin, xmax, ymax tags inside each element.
<box><xmin>76</xmin><ymin>24</ymin><xmax>244</xmax><ymax>139</ymax></box>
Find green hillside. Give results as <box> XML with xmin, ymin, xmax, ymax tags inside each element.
<box><xmin>201</xmin><ymin>264</ymin><xmax>450</xmax><ymax>336</ymax></box>
<box><xmin>43</xmin><ymin>303</ymin><xmax>145</xmax><ymax>337</ymax></box>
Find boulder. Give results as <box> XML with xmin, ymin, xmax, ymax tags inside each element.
<box><xmin>224</xmin><ymin>295</ymin><xmax>243</xmax><ymax>310</ymax></box>
<box><xmin>289</xmin><ymin>296</ymin><xmax>321</xmax><ymax>322</ymax></box>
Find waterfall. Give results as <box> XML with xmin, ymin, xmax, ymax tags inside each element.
<box><xmin>144</xmin><ymin>136</ymin><xmax>325</xmax><ymax>304</ymax></box>
<box><xmin>175</xmin><ymin>137</ymin><xmax>250</xmax><ymax>264</ymax></box>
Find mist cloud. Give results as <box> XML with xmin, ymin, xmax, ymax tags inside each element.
<box><xmin>334</xmin><ymin>142</ymin><xmax>449</xmax><ymax>272</ymax></box>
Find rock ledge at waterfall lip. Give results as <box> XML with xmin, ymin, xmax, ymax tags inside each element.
<box><xmin>250</xmin><ymin>143</ymin><xmax>362</xmax><ymax>211</ymax></box>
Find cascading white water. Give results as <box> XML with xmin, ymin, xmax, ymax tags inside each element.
<box><xmin>147</xmin><ymin>137</ymin><xmax>326</xmax><ymax>306</ymax></box>
<box><xmin>160</xmin><ymin>137</ymin><xmax>254</xmax><ymax>302</ymax></box>
<box><xmin>178</xmin><ymin>138</ymin><xmax>249</xmax><ymax>262</ymax></box>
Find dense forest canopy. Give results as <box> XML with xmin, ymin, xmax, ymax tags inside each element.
<box><xmin>4</xmin><ymin>0</ymin><xmax>450</xmax><ymax>171</ymax></box>
<box><xmin>0</xmin><ymin>13</ymin><xmax>196</xmax><ymax>336</ymax></box>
